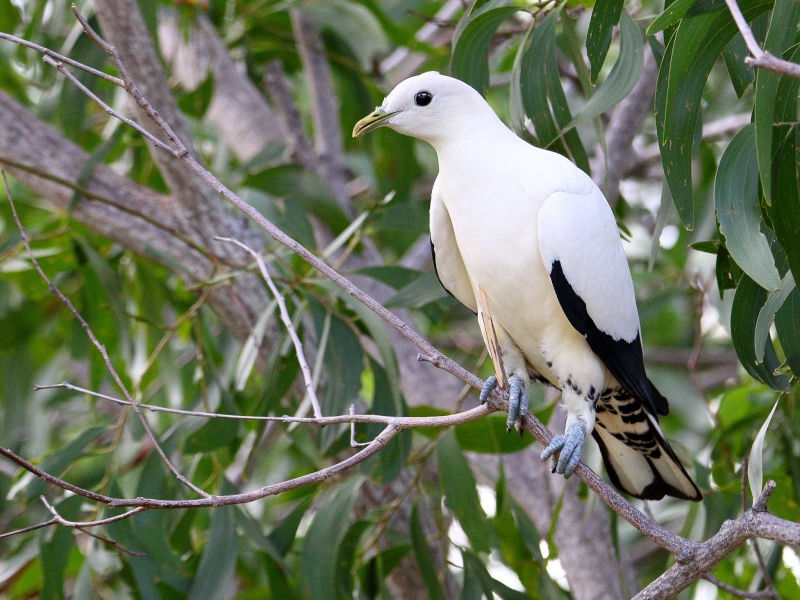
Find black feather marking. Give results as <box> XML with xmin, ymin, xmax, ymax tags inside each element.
<box><xmin>548</xmin><ymin>261</ymin><xmax>669</xmax><ymax>417</ymax></box>
<box><xmin>592</xmin><ymin>430</ymin><xmax>701</xmax><ymax>501</ymax></box>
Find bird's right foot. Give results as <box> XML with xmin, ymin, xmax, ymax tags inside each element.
<box><xmin>480</xmin><ymin>375</ymin><xmax>529</xmax><ymax>435</ymax></box>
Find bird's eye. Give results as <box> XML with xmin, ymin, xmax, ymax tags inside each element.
<box><xmin>414</xmin><ymin>91</ymin><xmax>433</xmax><ymax>107</ymax></box>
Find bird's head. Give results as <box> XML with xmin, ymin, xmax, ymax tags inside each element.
<box><xmin>352</xmin><ymin>72</ymin><xmax>494</xmax><ymax>146</ymax></box>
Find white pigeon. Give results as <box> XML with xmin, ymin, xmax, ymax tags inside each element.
<box><xmin>353</xmin><ymin>72</ymin><xmax>701</xmax><ymax>501</ymax></box>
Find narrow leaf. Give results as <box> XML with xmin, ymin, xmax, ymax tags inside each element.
<box><xmin>300</xmin><ymin>477</ymin><xmax>364</xmax><ymax>600</ymax></box>
<box><xmin>234</xmin><ymin>300</ymin><xmax>277</xmax><ymax>391</ymax></box>
<box><xmin>771</xmin><ymin>130</ymin><xmax>800</xmax><ymax>282</ymax></box>
<box><xmin>754</xmin><ymin>0</ymin><xmax>800</xmax><ymax>205</ymax></box>
<box><xmin>714</xmin><ymin>124</ymin><xmax>781</xmax><ymax>291</ymax></box>
<box><xmin>436</xmin><ymin>430</ymin><xmax>493</xmax><ymax>553</ymax></box>
<box><xmin>748</xmin><ymin>398</ymin><xmax>780</xmax><ymax>502</ymax></box>
<box><xmin>586</xmin><ymin>0</ymin><xmax>625</xmax><ymax>83</ymax></box>
<box><xmin>723</xmin><ymin>32</ymin><xmax>755</xmax><ymax>97</ymax></box>
<box><xmin>26</xmin><ymin>427</ymin><xmax>105</xmax><ymax>500</ymax></box>
<box><xmin>567</xmin><ymin>11</ymin><xmax>644</xmax><ymax>130</ymax></box>
<box><xmin>187</xmin><ymin>505</ymin><xmax>239</xmax><ymax>600</ymax></box>
<box><xmin>410</xmin><ymin>502</ymin><xmax>446</xmax><ymax>600</ymax></box>
<box><xmin>755</xmin><ymin>271</ymin><xmax>796</xmax><ymax>362</ymax></box>
<box><xmin>450</xmin><ymin>5</ymin><xmax>521</xmax><ymax>95</ymax></box>
<box><xmin>384</xmin><ymin>270</ymin><xmax>449</xmax><ymax>308</ymax></box>
<box><xmin>658</xmin><ymin>0</ymin><xmax>773</xmax><ymax>229</ymax></box>
<box><xmin>775</xmin><ymin>285</ymin><xmax>800</xmax><ymax>376</ymax></box>
<box><xmin>647</xmin><ymin>0</ymin><xmax>696</xmax><ymax>35</ymax></box>
<box><xmin>730</xmin><ymin>274</ymin><xmax>792</xmax><ymax>392</ymax></box>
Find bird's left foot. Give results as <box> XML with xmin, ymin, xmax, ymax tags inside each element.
<box><xmin>479</xmin><ymin>375</ymin><xmax>529</xmax><ymax>436</ymax></box>
<box><xmin>540</xmin><ymin>421</ymin><xmax>586</xmax><ymax>478</ymax></box>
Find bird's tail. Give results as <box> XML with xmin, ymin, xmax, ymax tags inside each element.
<box><xmin>592</xmin><ymin>397</ymin><xmax>702</xmax><ymax>501</ymax></box>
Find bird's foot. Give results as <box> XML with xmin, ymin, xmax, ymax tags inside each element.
<box><xmin>479</xmin><ymin>376</ymin><xmax>497</xmax><ymax>405</ymax></box>
<box><xmin>479</xmin><ymin>375</ymin><xmax>529</xmax><ymax>436</ymax></box>
<box><xmin>505</xmin><ymin>376</ymin><xmax>529</xmax><ymax>436</ymax></box>
<box><xmin>540</xmin><ymin>421</ymin><xmax>586</xmax><ymax>478</ymax></box>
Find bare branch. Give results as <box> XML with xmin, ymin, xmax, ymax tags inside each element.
<box><xmin>35</xmin><ymin>381</ymin><xmax>492</xmax><ymax>428</ymax></box>
<box><xmin>725</xmin><ymin>0</ymin><xmax>800</xmax><ymax>79</ymax></box>
<box><xmin>3</xmin><ymin>170</ymin><xmax>209</xmax><ymax>499</ymax></box>
<box><xmin>702</xmin><ymin>575</ymin><xmax>776</xmax><ymax>599</ymax></box>
<box><xmin>40</xmin><ymin>497</ymin><xmax>147</xmax><ymax>557</ymax></box>
<box><xmin>216</xmin><ymin>236</ymin><xmax>322</xmax><ymax>417</ymax></box>
<box><xmin>0</xmin><ymin>31</ymin><xmax>124</xmax><ymax>86</ymax></box>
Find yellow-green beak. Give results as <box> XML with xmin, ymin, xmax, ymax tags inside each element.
<box><xmin>352</xmin><ymin>108</ymin><xmax>398</xmax><ymax>138</ymax></box>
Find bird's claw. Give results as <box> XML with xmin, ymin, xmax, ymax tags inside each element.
<box><xmin>540</xmin><ymin>421</ymin><xmax>586</xmax><ymax>478</ymax></box>
<box><xmin>505</xmin><ymin>376</ymin><xmax>529</xmax><ymax>436</ymax></box>
<box><xmin>479</xmin><ymin>376</ymin><xmax>497</xmax><ymax>404</ymax></box>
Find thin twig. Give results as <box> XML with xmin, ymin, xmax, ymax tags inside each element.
<box><xmin>0</xmin><ymin>31</ymin><xmax>124</xmax><ymax>86</ymax></box>
<box><xmin>350</xmin><ymin>405</ymin><xmax>372</xmax><ymax>447</ymax></box>
<box><xmin>702</xmin><ymin>574</ymin><xmax>776</xmax><ymax>599</ymax></box>
<box><xmin>215</xmin><ymin>236</ymin><xmax>322</xmax><ymax>418</ymax></box>
<box><xmin>40</xmin><ymin>497</ymin><xmax>146</xmax><ymax>557</ymax></box>
<box><xmin>2</xmin><ymin>170</ymin><xmax>209</xmax><ymax>499</ymax></box>
<box><xmin>724</xmin><ymin>0</ymin><xmax>800</xmax><ymax>79</ymax></box>
<box><xmin>34</xmin><ymin>381</ymin><xmax>477</xmax><ymax>426</ymax></box>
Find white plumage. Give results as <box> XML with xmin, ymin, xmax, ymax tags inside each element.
<box><xmin>354</xmin><ymin>72</ymin><xmax>701</xmax><ymax>501</ymax></box>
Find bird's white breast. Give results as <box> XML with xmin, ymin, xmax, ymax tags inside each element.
<box><xmin>435</xmin><ymin>136</ymin><xmax>598</xmax><ymax>382</ymax></box>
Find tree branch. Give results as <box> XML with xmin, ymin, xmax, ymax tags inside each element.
<box><xmin>215</xmin><ymin>236</ymin><xmax>323</xmax><ymax>418</ymax></box>
<box><xmin>724</xmin><ymin>0</ymin><xmax>800</xmax><ymax>79</ymax></box>
<box><xmin>3</xmin><ymin>170</ymin><xmax>210</xmax><ymax>499</ymax></box>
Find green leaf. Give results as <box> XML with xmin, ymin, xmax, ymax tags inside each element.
<box><xmin>436</xmin><ymin>430</ymin><xmax>493</xmax><ymax>553</ymax></box>
<box><xmin>657</xmin><ymin>0</ymin><xmax>773</xmax><ymax>230</ymax></box>
<box><xmin>747</xmin><ymin>397</ymin><xmax>780</xmax><ymax>502</ymax></box>
<box><xmin>27</xmin><ymin>426</ymin><xmax>105</xmax><ymax>500</ymax></box>
<box><xmin>363</xmin><ymin>359</ymin><xmax>411</xmax><ymax>484</ymax></box>
<box><xmin>455</xmin><ymin>413</ymin><xmax>536</xmax><ymax>454</ymax></box>
<box><xmin>567</xmin><ymin>11</ymin><xmax>644</xmax><ymax>130</ymax></box>
<box><xmin>775</xmin><ymin>284</ymin><xmax>800</xmax><ymax>376</ymax></box>
<box><xmin>320</xmin><ymin>281</ymin><xmax>402</xmax><ymax>408</ymax></box>
<box><xmin>268</xmin><ymin>496</ymin><xmax>313</xmax><ymax>556</ymax></box>
<box><xmin>40</xmin><ymin>495</ymin><xmax>82</xmax><ymax>600</ymax></box>
<box><xmin>755</xmin><ymin>271</ymin><xmax>795</xmax><ymax>362</ymax></box>
<box><xmin>461</xmin><ymin>549</ymin><xmax>530</xmax><ymax>600</ymax></box>
<box><xmin>771</xmin><ymin>130</ymin><xmax>800</xmax><ymax>282</ymax></box>
<box><xmin>177</xmin><ymin>75</ymin><xmax>214</xmax><ymax>119</ymax></box>
<box><xmin>730</xmin><ymin>273</ymin><xmax>792</xmax><ymax>391</ymax></box>
<box><xmin>723</xmin><ymin>33</ymin><xmax>755</xmax><ymax>97</ymax></box>
<box><xmin>234</xmin><ymin>300</ymin><xmax>278</xmax><ymax>391</ymax></box>
<box><xmin>184</xmin><ymin>417</ymin><xmax>239</xmax><ymax>453</ymax></box>
<box><xmin>354</xmin><ymin>266</ymin><xmax>421</xmax><ymax>290</ymax></box>
<box><xmin>714</xmin><ymin>124</ymin><xmax>781</xmax><ymax>291</ymax></box>
<box><xmin>688</xmin><ymin>240</ymin><xmax>720</xmax><ymax>254</ymax></box>
<box><xmin>384</xmin><ymin>270</ymin><xmax>449</xmax><ymax>308</ymax></box>
<box><xmin>300</xmin><ymin>476</ymin><xmax>364</xmax><ymax>600</ymax></box>
<box><xmin>647</xmin><ymin>0</ymin><xmax>695</xmax><ymax>35</ymax></box>
<box><xmin>450</xmin><ymin>5</ymin><xmax>520</xmax><ymax>95</ymax></box>
<box><xmin>586</xmin><ymin>0</ymin><xmax>625</xmax><ymax>83</ymax></box>
<box><xmin>754</xmin><ymin>0</ymin><xmax>800</xmax><ymax>205</ymax></box>
<box><xmin>187</xmin><ymin>504</ymin><xmax>239</xmax><ymax>600</ymax></box>
<box><xmin>305</xmin><ymin>0</ymin><xmax>390</xmax><ymax>71</ymax></box>
<box><xmin>515</xmin><ymin>9</ymin><xmax>589</xmax><ymax>171</ymax></box>
<box><xmin>410</xmin><ymin>502</ymin><xmax>446</xmax><ymax>600</ymax></box>
<box><xmin>336</xmin><ymin>520</ymin><xmax>370</xmax><ymax>598</ymax></box>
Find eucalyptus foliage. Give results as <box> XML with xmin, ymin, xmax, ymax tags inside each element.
<box><xmin>0</xmin><ymin>0</ymin><xmax>799</xmax><ymax>598</ymax></box>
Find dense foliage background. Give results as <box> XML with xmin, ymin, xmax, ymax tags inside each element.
<box><xmin>0</xmin><ymin>0</ymin><xmax>798</xmax><ymax>598</ymax></box>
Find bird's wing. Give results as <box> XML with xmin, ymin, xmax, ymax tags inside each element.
<box><xmin>537</xmin><ymin>189</ymin><xmax>668</xmax><ymax>418</ymax></box>
<box><xmin>430</xmin><ymin>178</ymin><xmax>477</xmax><ymax>313</ymax></box>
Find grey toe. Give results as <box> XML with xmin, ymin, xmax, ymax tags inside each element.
<box><xmin>479</xmin><ymin>376</ymin><xmax>497</xmax><ymax>404</ymax></box>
